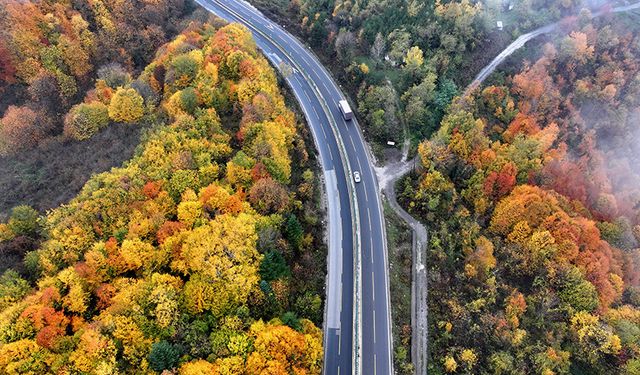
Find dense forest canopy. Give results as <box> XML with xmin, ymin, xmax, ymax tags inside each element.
<box><xmin>399</xmin><ymin>9</ymin><xmax>640</xmax><ymax>374</ymax></box>
<box><xmin>0</xmin><ymin>0</ymin><xmax>201</xmax><ymax>216</ymax></box>
<box><xmin>251</xmin><ymin>0</ymin><xmax>601</xmax><ymax>146</ymax></box>
<box><xmin>0</xmin><ymin>21</ymin><xmax>325</xmax><ymax>374</ymax></box>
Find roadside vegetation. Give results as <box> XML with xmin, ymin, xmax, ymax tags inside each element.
<box><xmin>0</xmin><ymin>21</ymin><xmax>326</xmax><ymax>374</ymax></box>
<box><xmin>249</xmin><ymin>0</ymin><xmax>598</xmax><ymax>154</ymax></box>
<box><xmin>384</xmin><ymin>201</ymin><xmax>414</xmax><ymax>374</ymax></box>
<box><xmin>399</xmin><ymin>10</ymin><xmax>640</xmax><ymax>373</ymax></box>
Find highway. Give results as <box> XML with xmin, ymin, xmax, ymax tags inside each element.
<box><xmin>193</xmin><ymin>0</ymin><xmax>393</xmax><ymax>374</ymax></box>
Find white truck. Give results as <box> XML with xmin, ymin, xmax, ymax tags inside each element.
<box><xmin>338</xmin><ymin>99</ymin><xmax>353</xmax><ymax>121</ymax></box>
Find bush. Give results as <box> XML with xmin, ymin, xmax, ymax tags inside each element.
<box><xmin>97</xmin><ymin>63</ymin><xmax>131</xmax><ymax>89</ymax></box>
<box><xmin>0</xmin><ymin>270</ymin><xmax>30</xmax><ymax>310</ymax></box>
<box><xmin>169</xmin><ymin>54</ymin><xmax>199</xmax><ymax>89</ymax></box>
<box><xmin>148</xmin><ymin>341</ymin><xmax>181</xmax><ymax>371</ymax></box>
<box><xmin>281</xmin><ymin>311</ymin><xmax>302</xmax><ymax>331</ymax></box>
<box><xmin>7</xmin><ymin>205</ymin><xmax>39</xmax><ymax>237</ymax></box>
<box><xmin>108</xmin><ymin>87</ymin><xmax>145</xmax><ymax>123</ymax></box>
<box><xmin>259</xmin><ymin>251</ymin><xmax>290</xmax><ymax>282</ymax></box>
<box><xmin>294</xmin><ymin>292</ymin><xmax>322</xmax><ymax>324</ymax></box>
<box><xmin>0</xmin><ymin>106</ymin><xmax>47</xmax><ymax>153</ymax></box>
<box><xmin>249</xmin><ymin>178</ymin><xmax>289</xmax><ymax>215</ymax></box>
<box><xmin>63</xmin><ymin>102</ymin><xmax>110</xmax><ymax>140</ymax></box>
<box><xmin>180</xmin><ymin>87</ymin><xmax>198</xmax><ymax>114</ymax></box>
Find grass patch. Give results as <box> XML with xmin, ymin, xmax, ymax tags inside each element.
<box><xmin>384</xmin><ymin>200</ymin><xmax>414</xmax><ymax>375</ymax></box>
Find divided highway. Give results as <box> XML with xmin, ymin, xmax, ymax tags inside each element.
<box><xmin>194</xmin><ymin>0</ymin><xmax>393</xmax><ymax>374</ymax></box>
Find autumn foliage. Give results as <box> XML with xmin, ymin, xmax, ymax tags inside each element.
<box><xmin>0</xmin><ymin>23</ymin><xmax>323</xmax><ymax>374</ymax></box>
<box><xmin>400</xmin><ymin>14</ymin><xmax>640</xmax><ymax>374</ymax></box>
<box><xmin>0</xmin><ymin>0</ymin><xmax>191</xmax><ymax>151</ymax></box>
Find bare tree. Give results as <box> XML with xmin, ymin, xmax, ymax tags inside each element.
<box><xmin>370</xmin><ymin>32</ymin><xmax>385</xmax><ymax>62</ymax></box>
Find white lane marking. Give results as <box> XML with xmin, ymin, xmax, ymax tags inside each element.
<box><xmin>312</xmin><ymin>107</ymin><xmax>320</xmax><ymax>121</ymax></box>
<box><xmin>338</xmin><ymin>331</ymin><xmax>341</xmax><ymax>355</ymax></box>
<box><xmin>373</xmin><ymin>309</ymin><xmax>377</xmax><ymax>343</ymax></box>
<box><xmin>349</xmin><ymin>134</ymin><xmax>357</xmax><ymax>151</ymax></box>
<box><xmin>364</xmin><ymin>184</ymin><xmax>369</xmax><ymax>202</ymax></box>
<box><xmin>327</xmin><ymin>145</ymin><xmax>335</xmax><ymax>163</ymax></box>
<box><xmin>372</xmin><ymin>271</ymin><xmax>375</xmax><ymax>302</ymax></box>
<box><xmin>304</xmin><ymin>90</ymin><xmax>311</xmax><ymax>101</ymax></box>
<box><xmin>370</xmin><ymin>236</ymin><xmax>374</xmax><ymax>264</ymax></box>
<box><xmin>367</xmin><ymin>208</ymin><xmax>372</xmax><ymax>227</ymax></box>
<box><xmin>374</xmin><ymin>354</ymin><xmax>377</xmax><ymax>375</ymax></box>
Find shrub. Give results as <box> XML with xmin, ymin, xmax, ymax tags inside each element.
<box><xmin>63</xmin><ymin>102</ymin><xmax>110</xmax><ymax>140</ymax></box>
<box><xmin>259</xmin><ymin>251</ymin><xmax>290</xmax><ymax>282</ymax></box>
<box><xmin>281</xmin><ymin>311</ymin><xmax>302</xmax><ymax>331</ymax></box>
<box><xmin>0</xmin><ymin>270</ymin><xmax>30</xmax><ymax>310</ymax></box>
<box><xmin>7</xmin><ymin>205</ymin><xmax>39</xmax><ymax>237</ymax></box>
<box><xmin>169</xmin><ymin>54</ymin><xmax>199</xmax><ymax>89</ymax></box>
<box><xmin>0</xmin><ymin>106</ymin><xmax>46</xmax><ymax>153</ymax></box>
<box><xmin>97</xmin><ymin>63</ymin><xmax>131</xmax><ymax>89</ymax></box>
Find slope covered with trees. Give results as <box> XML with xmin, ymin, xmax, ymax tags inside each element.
<box><xmin>249</xmin><ymin>0</ymin><xmax>598</xmax><ymax>148</ymax></box>
<box><xmin>0</xmin><ymin>0</ymin><xmax>198</xmax><ymax>216</ymax></box>
<box><xmin>399</xmin><ymin>11</ymin><xmax>640</xmax><ymax>374</ymax></box>
<box><xmin>0</xmin><ymin>0</ymin><xmax>193</xmax><ymax>149</ymax></box>
<box><xmin>0</xmin><ymin>22</ymin><xmax>325</xmax><ymax>374</ymax></box>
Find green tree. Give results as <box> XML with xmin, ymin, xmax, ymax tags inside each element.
<box><xmin>8</xmin><ymin>205</ymin><xmax>39</xmax><ymax>237</ymax></box>
<box><xmin>284</xmin><ymin>214</ymin><xmax>303</xmax><ymax>250</ymax></box>
<box><xmin>148</xmin><ymin>341</ymin><xmax>181</xmax><ymax>371</ymax></box>
<box><xmin>260</xmin><ymin>251</ymin><xmax>290</xmax><ymax>282</ymax></box>
<box><xmin>64</xmin><ymin>102</ymin><xmax>110</xmax><ymax>140</ymax></box>
<box><xmin>557</xmin><ymin>267</ymin><xmax>599</xmax><ymax>313</ymax></box>
<box><xmin>0</xmin><ymin>270</ymin><xmax>30</xmax><ymax>310</ymax></box>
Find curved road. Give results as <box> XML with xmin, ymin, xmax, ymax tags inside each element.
<box><xmin>194</xmin><ymin>1</ymin><xmax>393</xmax><ymax>374</ymax></box>
<box><xmin>468</xmin><ymin>1</ymin><xmax>640</xmax><ymax>93</ymax></box>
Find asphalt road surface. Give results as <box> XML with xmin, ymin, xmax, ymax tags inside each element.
<box><xmin>194</xmin><ymin>1</ymin><xmax>393</xmax><ymax>374</ymax></box>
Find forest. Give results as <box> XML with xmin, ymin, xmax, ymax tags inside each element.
<box><xmin>0</xmin><ymin>18</ymin><xmax>326</xmax><ymax>374</ymax></box>
<box><xmin>249</xmin><ymin>0</ymin><xmax>594</xmax><ymax>150</ymax></box>
<box><xmin>0</xmin><ymin>0</ymin><xmax>199</xmax><ymax>215</ymax></box>
<box><xmin>3</xmin><ymin>0</ymin><xmax>640</xmax><ymax>374</ymax></box>
<box><xmin>398</xmin><ymin>9</ymin><xmax>640</xmax><ymax>374</ymax></box>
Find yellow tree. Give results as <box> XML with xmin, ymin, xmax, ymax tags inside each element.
<box><xmin>172</xmin><ymin>213</ymin><xmax>261</xmax><ymax>316</ymax></box>
<box><xmin>246</xmin><ymin>320</ymin><xmax>323</xmax><ymax>374</ymax></box>
<box><xmin>179</xmin><ymin>359</ymin><xmax>216</xmax><ymax>375</ymax></box>
<box><xmin>108</xmin><ymin>87</ymin><xmax>144</xmax><ymax>123</ymax></box>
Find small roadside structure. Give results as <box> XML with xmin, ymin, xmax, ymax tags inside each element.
<box><xmin>497</xmin><ymin>21</ymin><xmax>504</xmax><ymax>30</ymax></box>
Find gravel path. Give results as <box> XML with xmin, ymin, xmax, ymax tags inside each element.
<box><xmin>376</xmin><ymin>156</ymin><xmax>429</xmax><ymax>375</ymax></box>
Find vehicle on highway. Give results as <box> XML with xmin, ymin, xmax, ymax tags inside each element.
<box><xmin>353</xmin><ymin>171</ymin><xmax>361</xmax><ymax>183</ymax></box>
<box><xmin>338</xmin><ymin>99</ymin><xmax>353</xmax><ymax>121</ymax></box>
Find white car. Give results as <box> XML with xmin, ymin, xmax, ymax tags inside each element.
<box><xmin>353</xmin><ymin>171</ymin><xmax>361</xmax><ymax>183</ymax></box>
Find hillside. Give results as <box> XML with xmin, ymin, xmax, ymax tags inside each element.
<box><xmin>399</xmin><ymin>11</ymin><xmax>640</xmax><ymax>374</ymax></box>
<box><xmin>0</xmin><ymin>22</ymin><xmax>324</xmax><ymax>374</ymax></box>
<box><xmin>0</xmin><ymin>0</ymin><xmax>197</xmax><ymax>216</ymax></box>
